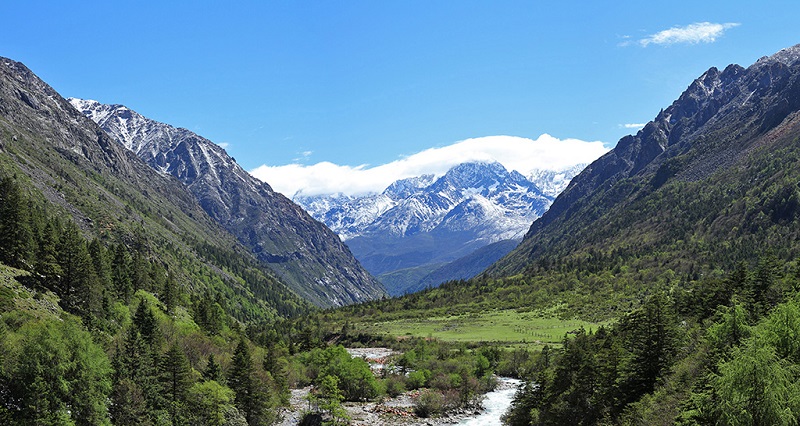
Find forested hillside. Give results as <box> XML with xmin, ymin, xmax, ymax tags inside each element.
<box><xmin>0</xmin><ymin>56</ymin><xmax>318</xmax><ymax>424</ymax></box>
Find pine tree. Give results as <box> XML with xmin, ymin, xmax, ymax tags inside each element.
<box><xmin>162</xmin><ymin>272</ymin><xmax>178</xmax><ymax>315</ymax></box>
<box><xmin>56</xmin><ymin>222</ymin><xmax>101</xmax><ymax>321</ymax></box>
<box><xmin>619</xmin><ymin>292</ymin><xmax>679</xmax><ymax>402</ymax></box>
<box><xmin>110</xmin><ymin>378</ymin><xmax>152</xmax><ymax>426</ymax></box>
<box><xmin>88</xmin><ymin>238</ymin><xmax>113</xmax><ymax>293</ymax></box>
<box><xmin>133</xmin><ymin>299</ymin><xmax>162</xmax><ymax>351</ymax></box>
<box><xmin>111</xmin><ymin>243</ymin><xmax>134</xmax><ymax>303</ymax></box>
<box><xmin>228</xmin><ymin>337</ymin><xmax>268</xmax><ymax>425</ymax></box>
<box><xmin>33</xmin><ymin>219</ymin><xmax>62</xmax><ymax>293</ymax></box>
<box><xmin>159</xmin><ymin>343</ymin><xmax>193</xmax><ymax>425</ymax></box>
<box><xmin>0</xmin><ymin>175</ymin><xmax>34</xmax><ymax>269</ymax></box>
<box><xmin>113</xmin><ymin>327</ymin><xmax>163</xmax><ymax>423</ymax></box>
<box><xmin>203</xmin><ymin>353</ymin><xmax>221</xmax><ymax>382</ymax></box>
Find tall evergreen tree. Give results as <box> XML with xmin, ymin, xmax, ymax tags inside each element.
<box><xmin>111</xmin><ymin>243</ymin><xmax>134</xmax><ymax>303</ymax></box>
<box><xmin>0</xmin><ymin>176</ymin><xmax>34</xmax><ymax>269</ymax></box>
<box><xmin>160</xmin><ymin>343</ymin><xmax>193</xmax><ymax>425</ymax></box>
<box><xmin>88</xmin><ymin>238</ymin><xmax>113</xmax><ymax>293</ymax></box>
<box><xmin>33</xmin><ymin>219</ymin><xmax>62</xmax><ymax>293</ymax></box>
<box><xmin>203</xmin><ymin>353</ymin><xmax>221</xmax><ymax>382</ymax></box>
<box><xmin>228</xmin><ymin>337</ymin><xmax>268</xmax><ymax>425</ymax></box>
<box><xmin>619</xmin><ymin>292</ymin><xmax>679</xmax><ymax>402</ymax></box>
<box><xmin>56</xmin><ymin>222</ymin><xmax>101</xmax><ymax>321</ymax></box>
<box><xmin>133</xmin><ymin>298</ymin><xmax>162</xmax><ymax>351</ymax></box>
<box><xmin>113</xmin><ymin>327</ymin><xmax>163</xmax><ymax>424</ymax></box>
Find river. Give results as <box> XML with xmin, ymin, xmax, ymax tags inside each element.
<box><xmin>457</xmin><ymin>377</ymin><xmax>521</xmax><ymax>426</ymax></box>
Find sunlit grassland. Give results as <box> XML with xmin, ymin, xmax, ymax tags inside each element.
<box><xmin>351</xmin><ymin>306</ymin><xmax>609</xmax><ymax>349</ymax></box>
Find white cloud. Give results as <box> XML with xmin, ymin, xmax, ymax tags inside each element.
<box><xmin>639</xmin><ymin>22</ymin><xmax>740</xmax><ymax>47</ymax></box>
<box><xmin>621</xmin><ymin>123</ymin><xmax>646</xmax><ymax>129</ymax></box>
<box><xmin>218</xmin><ymin>142</ymin><xmax>230</xmax><ymax>149</ymax></box>
<box><xmin>250</xmin><ymin>135</ymin><xmax>609</xmax><ymax>197</ymax></box>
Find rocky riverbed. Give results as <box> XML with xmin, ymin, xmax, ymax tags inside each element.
<box><xmin>275</xmin><ymin>348</ymin><xmax>522</xmax><ymax>426</ymax></box>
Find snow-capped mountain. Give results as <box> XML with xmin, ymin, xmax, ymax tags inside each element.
<box><xmin>294</xmin><ymin>161</ymin><xmax>583</xmax><ymax>295</ymax></box>
<box><xmin>69</xmin><ymin>98</ymin><xmax>386</xmax><ymax>307</ymax></box>
<box><xmin>529</xmin><ymin>163</ymin><xmax>586</xmax><ymax>197</ymax></box>
<box><xmin>296</xmin><ymin>161</ymin><xmax>584</xmax><ymax>244</ymax></box>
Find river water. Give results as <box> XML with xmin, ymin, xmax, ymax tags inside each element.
<box><xmin>458</xmin><ymin>377</ymin><xmax>521</xmax><ymax>425</ymax></box>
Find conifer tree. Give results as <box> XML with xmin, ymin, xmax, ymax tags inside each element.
<box><xmin>162</xmin><ymin>272</ymin><xmax>178</xmax><ymax>315</ymax></box>
<box><xmin>160</xmin><ymin>343</ymin><xmax>193</xmax><ymax>425</ymax></box>
<box><xmin>133</xmin><ymin>299</ymin><xmax>162</xmax><ymax>351</ymax></box>
<box><xmin>229</xmin><ymin>337</ymin><xmax>268</xmax><ymax>425</ymax></box>
<box><xmin>34</xmin><ymin>219</ymin><xmax>62</xmax><ymax>293</ymax></box>
<box><xmin>56</xmin><ymin>222</ymin><xmax>101</xmax><ymax>321</ymax></box>
<box><xmin>203</xmin><ymin>353</ymin><xmax>221</xmax><ymax>382</ymax></box>
<box><xmin>88</xmin><ymin>238</ymin><xmax>113</xmax><ymax>293</ymax></box>
<box><xmin>112</xmin><ymin>243</ymin><xmax>134</xmax><ymax>302</ymax></box>
<box><xmin>113</xmin><ymin>326</ymin><xmax>163</xmax><ymax>424</ymax></box>
<box><xmin>0</xmin><ymin>175</ymin><xmax>34</xmax><ymax>269</ymax></box>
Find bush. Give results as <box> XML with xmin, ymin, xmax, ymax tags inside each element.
<box><xmin>413</xmin><ymin>389</ymin><xmax>445</xmax><ymax>418</ymax></box>
<box><xmin>384</xmin><ymin>374</ymin><xmax>407</xmax><ymax>397</ymax></box>
<box><xmin>407</xmin><ymin>369</ymin><xmax>431</xmax><ymax>390</ymax></box>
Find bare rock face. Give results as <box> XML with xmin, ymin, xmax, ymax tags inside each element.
<box><xmin>71</xmin><ymin>99</ymin><xmax>386</xmax><ymax>307</ymax></box>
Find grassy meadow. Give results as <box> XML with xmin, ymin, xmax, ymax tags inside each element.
<box><xmin>350</xmin><ymin>306</ymin><xmax>608</xmax><ymax>349</ymax></box>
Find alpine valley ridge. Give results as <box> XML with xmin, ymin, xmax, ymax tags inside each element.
<box><xmin>489</xmin><ymin>43</ymin><xmax>800</xmax><ymax>287</ymax></box>
<box><xmin>70</xmin><ymin>98</ymin><xmax>386</xmax><ymax>307</ymax></box>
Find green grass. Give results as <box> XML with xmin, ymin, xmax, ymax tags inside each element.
<box><xmin>354</xmin><ymin>307</ymin><xmax>608</xmax><ymax>349</ymax></box>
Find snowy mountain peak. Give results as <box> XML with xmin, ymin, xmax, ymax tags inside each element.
<box><xmin>295</xmin><ymin>161</ymin><xmax>575</xmax><ymax>243</ymax></box>
<box><xmin>384</xmin><ymin>174</ymin><xmax>436</xmax><ymax>200</ymax></box>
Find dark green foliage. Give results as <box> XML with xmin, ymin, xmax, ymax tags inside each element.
<box><xmin>159</xmin><ymin>343</ymin><xmax>193</xmax><ymax>425</ymax></box>
<box><xmin>193</xmin><ymin>292</ymin><xmax>226</xmax><ymax>335</ymax></box>
<box><xmin>56</xmin><ymin>222</ymin><xmax>103</xmax><ymax>324</ymax></box>
<box><xmin>228</xmin><ymin>337</ymin><xmax>271</xmax><ymax>425</ymax></box>
<box><xmin>0</xmin><ymin>176</ymin><xmax>33</xmax><ymax>269</ymax></box>
<box><xmin>133</xmin><ymin>299</ymin><xmax>162</xmax><ymax>350</ymax></box>
<box><xmin>113</xmin><ymin>326</ymin><xmax>163</xmax><ymax>423</ymax></box>
<box><xmin>203</xmin><ymin>353</ymin><xmax>222</xmax><ymax>382</ymax></box>
<box><xmin>111</xmin><ymin>243</ymin><xmax>134</xmax><ymax>303</ymax></box>
<box><xmin>504</xmin><ymin>293</ymin><xmax>682</xmax><ymax>425</ymax></box>
<box><xmin>110</xmin><ymin>378</ymin><xmax>151</xmax><ymax>426</ymax></box>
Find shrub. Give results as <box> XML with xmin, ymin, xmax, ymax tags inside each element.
<box><xmin>384</xmin><ymin>374</ymin><xmax>407</xmax><ymax>397</ymax></box>
<box><xmin>407</xmin><ymin>369</ymin><xmax>431</xmax><ymax>390</ymax></box>
<box><xmin>413</xmin><ymin>389</ymin><xmax>445</xmax><ymax>418</ymax></box>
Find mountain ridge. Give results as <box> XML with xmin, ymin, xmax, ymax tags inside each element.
<box><xmin>70</xmin><ymin>98</ymin><xmax>386</xmax><ymax>307</ymax></box>
<box><xmin>488</xmin><ymin>43</ymin><xmax>800</xmax><ymax>278</ymax></box>
<box><xmin>0</xmin><ymin>56</ymin><xmax>310</xmax><ymax>319</ymax></box>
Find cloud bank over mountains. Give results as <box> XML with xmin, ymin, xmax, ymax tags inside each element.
<box><xmin>250</xmin><ymin>135</ymin><xmax>609</xmax><ymax>197</ymax></box>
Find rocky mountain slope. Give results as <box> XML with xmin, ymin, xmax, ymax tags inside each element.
<box><xmin>489</xmin><ymin>43</ymin><xmax>800</xmax><ymax>278</ymax></box>
<box><xmin>297</xmin><ymin>161</ymin><xmax>576</xmax><ymax>295</ymax></box>
<box><xmin>70</xmin><ymin>99</ymin><xmax>385</xmax><ymax>307</ymax></box>
<box><xmin>0</xmin><ymin>57</ymin><xmax>309</xmax><ymax>319</ymax></box>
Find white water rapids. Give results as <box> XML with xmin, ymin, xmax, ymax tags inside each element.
<box><xmin>458</xmin><ymin>377</ymin><xmax>522</xmax><ymax>425</ymax></box>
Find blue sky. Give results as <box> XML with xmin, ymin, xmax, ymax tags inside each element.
<box><xmin>3</xmin><ymin>1</ymin><xmax>800</xmax><ymax>195</ymax></box>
